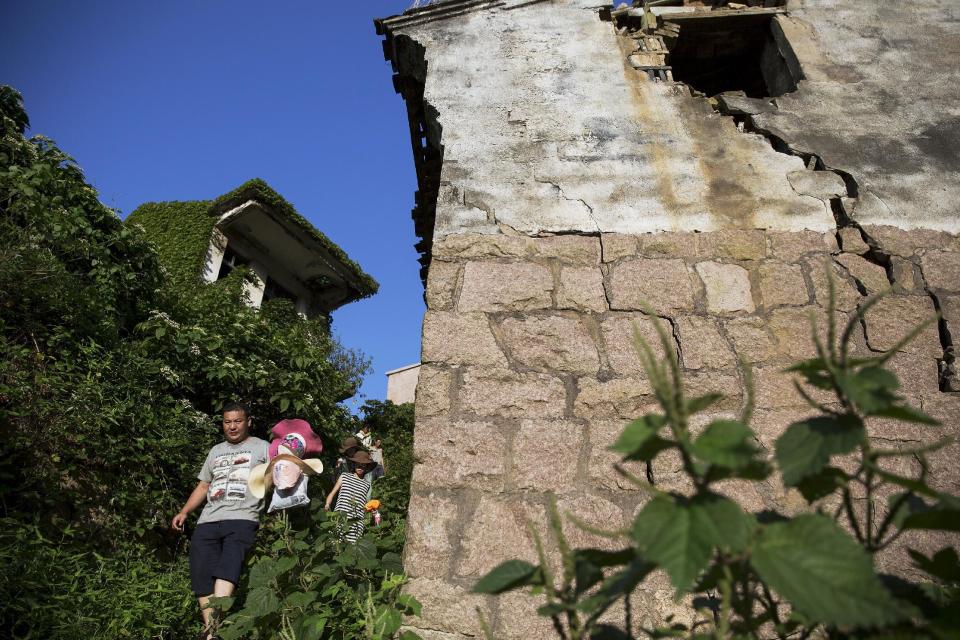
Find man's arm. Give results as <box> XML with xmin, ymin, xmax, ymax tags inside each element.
<box><xmin>171</xmin><ymin>481</ymin><xmax>210</xmax><ymax>531</ymax></box>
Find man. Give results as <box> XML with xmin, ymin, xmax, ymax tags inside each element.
<box><xmin>172</xmin><ymin>402</ymin><xmax>269</xmax><ymax>639</ymax></box>
<box><xmin>355</xmin><ymin>423</ymin><xmax>373</xmax><ymax>448</ymax></box>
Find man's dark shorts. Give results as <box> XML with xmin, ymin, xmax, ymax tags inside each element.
<box><xmin>189</xmin><ymin>519</ymin><xmax>258</xmax><ymax>596</ymax></box>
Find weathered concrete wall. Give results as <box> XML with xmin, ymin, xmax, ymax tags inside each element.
<box><xmin>374</xmin><ymin>0</ymin><xmax>960</xmax><ymax>636</ymax></box>
<box><xmin>386</xmin><ymin>363</ymin><xmax>421</xmax><ymax>405</ymax></box>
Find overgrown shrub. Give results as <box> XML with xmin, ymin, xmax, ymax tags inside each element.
<box><xmin>474</xmin><ymin>280</ymin><xmax>960</xmax><ymax>639</ymax></box>
<box><xmin>0</xmin><ymin>86</ymin><xmax>410</xmax><ymax>639</ymax></box>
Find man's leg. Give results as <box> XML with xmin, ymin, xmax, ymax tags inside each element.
<box><xmin>210</xmin><ymin>520</ymin><xmax>258</xmax><ymax>599</ymax></box>
<box><xmin>190</xmin><ymin>522</ymin><xmax>225</xmax><ymax>632</ymax></box>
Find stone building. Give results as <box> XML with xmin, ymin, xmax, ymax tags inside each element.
<box><xmin>127</xmin><ymin>178</ymin><xmax>377</xmax><ymax>319</ymax></box>
<box><xmin>374</xmin><ymin>0</ymin><xmax>960</xmax><ymax>636</ymax></box>
<box><xmin>387</xmin><ymin>362</ymin><xmax>422</xmax><ymax>404</ymax></box>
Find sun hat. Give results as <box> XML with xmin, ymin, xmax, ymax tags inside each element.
<box><xmin>347</xmin><ymin>450</ymin><xmax>376</xmax><ymax>467</ymax></box>
<box><xmin>248</xmin><ymin>454</ymin><xmax>323</xmax><ymax>499</ymax></box>
<box><xmin>338</xmin><ymin>436</ymin><xmax>362</xmax><ymax>454</ymax></box>
<box><xmin>269</xmin><ymin>419</ymin><xmax>323</xmax><ymax>459</ymax></box>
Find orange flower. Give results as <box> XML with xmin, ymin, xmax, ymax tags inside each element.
<box><xmin>365</xmin><ymin>499</ymin><xmax>381</xmax><ymax>512</ymax></box>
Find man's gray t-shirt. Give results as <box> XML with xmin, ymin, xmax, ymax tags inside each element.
<box><xmin>196</xmin><ymin>437</ymin><xmax>269</xmax><ymax>525</ymax></box>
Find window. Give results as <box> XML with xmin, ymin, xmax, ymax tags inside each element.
<box><xmin>263</xmin><ymin>276</ymin><xmax>297</xmax><ymax>303</ymax></box>
<box><xmin>217</xmin><ymin>246</ymin><xmax>249</xmax><ymax>280</ymax></box>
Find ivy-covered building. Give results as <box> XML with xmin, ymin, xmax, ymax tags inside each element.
<box><xmin>127</xmin><ymin>179</ymin><xmax>378</xmax><ymax>319</ymax></box>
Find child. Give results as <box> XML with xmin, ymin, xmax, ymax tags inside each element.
<box><xmin>324</xmin><ymin>449</ymin><xmax>376</xmax><ymax>542</ymax></box>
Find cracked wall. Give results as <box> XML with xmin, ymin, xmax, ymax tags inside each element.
<box><xmin>374</xmin><ymin>1</ymin><xmax>960</xmax><ymax>637</ymax></box>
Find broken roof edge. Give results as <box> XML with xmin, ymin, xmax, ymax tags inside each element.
<box><xmin>208</xmin><ymin>178</ymin><xmax>379</xmax><ymax>301</ymax></box>
<box><xmin>374</xmin><ymin>0</ymin><xmax>507</xmax><ymax>36</ymax></box>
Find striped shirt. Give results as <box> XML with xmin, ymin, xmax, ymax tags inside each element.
<box><xmin>334</xmin><ymin>472</ymin><xmax>372</xmax><ymax>542</ymax></box>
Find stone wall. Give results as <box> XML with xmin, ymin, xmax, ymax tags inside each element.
<box><xmin>403</xmin><ymin>227</ymin><xmax>960</xmax><ymax>639</ymax></box>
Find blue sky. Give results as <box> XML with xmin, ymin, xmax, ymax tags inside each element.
<box><xmin>1</xmin><ymin>1</ymin><xmax>424</xmax><ymax>409</ymax></box>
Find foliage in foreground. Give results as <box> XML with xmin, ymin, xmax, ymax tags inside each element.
<box><xmin>474</xmin><ymin>279</ymin><xmax>960</xmax><ymax>639</ymax></box>
<box><xmin>0</xmin><ymin>85</ymin><xmax>416</xmax><ymax>639</ymax></box>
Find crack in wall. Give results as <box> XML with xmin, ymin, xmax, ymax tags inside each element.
<box><xmin>534</xmin><ymin>177</ymin><xmax>601</xmax><ymax>232</ymax></box>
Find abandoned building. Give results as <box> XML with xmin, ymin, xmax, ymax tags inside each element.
<box><xmin>374</xmin><ymin>0</ymin><xmax>960</xmax><ymax>636</ymax></box>
<box><xmin>127</xmin><ymin>179</ymin><xmax>378</xmax><ymax>319</ymax></box>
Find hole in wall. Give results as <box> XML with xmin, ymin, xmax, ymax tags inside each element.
<box><xmin>667</xmin><ymin>12</ymin><xmax>797</xmax><ymax>98</ymax></box>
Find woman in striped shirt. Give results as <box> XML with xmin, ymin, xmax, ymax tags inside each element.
<box><xmin>324</xmin><ymin>449</ymin><xmax>375</xmax><ymax>542</ymax></box>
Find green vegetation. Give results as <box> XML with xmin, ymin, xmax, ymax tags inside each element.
<box><xmin>474</xmin><ymin>280</ymin><xmax>960</xmax><ymax>639</ymax></box>
<box><xmin>0</xmin><ymin>86</ymin><xmax>412</xmax><ymax>639</ymax></box>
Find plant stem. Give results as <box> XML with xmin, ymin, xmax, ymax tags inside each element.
<box><xmin>716</xmin><ymin>564</ymin><xmax>733</xmax><ymax>640</ymax></box>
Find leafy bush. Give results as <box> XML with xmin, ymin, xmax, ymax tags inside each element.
<box><xmin>214</xmin><ymin>500</ymin><xmax>420</xmax><ymax>640</ymax></box>
<box><xmin>474</xmin><ymin>279</ymin><xmax>960</xmax><ymax>639</ymax></box>
<box><xmin>356</xmin><ymin>400</ymin><xmax>415</xmax><ymax>516</ymax></box>
<box><xmin>0</xmin><ymin>86</ymin><xmax>405</xmax><ymax>639</ymax></box>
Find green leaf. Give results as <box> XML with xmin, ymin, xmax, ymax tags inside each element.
<box><xmin>751</xmin><ymin>514</ymin><xmax>901</xmax><ymax>627</ymax></box>
<box><xmin>245</xmin><ymin>587</ymin><xmax>281</xmax><ymax>618</ymax></box>
<box><xmin>472</xmin><ymin>560</ymin><xmax>542</xmax><ymax>594</ymax></box>
<box><xmin>686</xmin><ymin>393</ymin><xmax>723</xmax><ymax>415</ymax></box>
<box><xmin>399</xmin><ymin>632</ymin><xmax>423</xmax><ymax>640</ymax></box>
<box><xmin>576</xmin><ymin>557</ymin><xmax>654</xmax><ymax>616</ymax></box>
<box><xmin>370</xmin><ymin>606</ymin><xmax>402</xmax><ymax>640</ymax></box>
<box><xmin>870</xmin><ymin>403</ymin><xmax>940</xmax><ymax>425</ymax></box>
<box><xmin>298</xmin><ymin>614</ymin><xmax>327</xmax><ymax>640</ymax></box>
<box><xmin>631</xmin><ymin>494</ymin><xmax>751</xmax><ymax>593</ymax></box>
<box><xmin>283</xmin><ymin>590</ymin><xmax>317</xmax><ymax>609</ymax></box>
<box><xmin>691</xmin><ymin>420</ymin><xmax>758</xmax><ymax>470</ymax></box>
<box><xmin>395</xmin><ymin>593</ymin><xmax>422</xmax><ymax>616</ymax></box>
<box><xmin>838</xmin><ymin>365</ymin><xmax>900</xmax><ymax>414</ymax></box>
<box><xmin>609</xmin><ymin>415</ymin><xmax>666</xmax><ymax>456</ymax></box>
<box><xmin>573</xmin><ymin>547</ymin><xmax>636</xmax><ymax>568</ymax></box>
<box><xmin>795</xmin><ymin>466</ymin><xmax>847</xmax><ymax>503</ymax></box>
<box><xmin>279</xmin><ymin>397</ymin><xmax>290</xmax><ymax>412</ymax></box>
<box><xmin>908</xmin><ymin>547</ymin><xmax>960</xmax><ymax>583</ymax></box>
<box><xmin>775</xmin><ymin>414</ymin><xmax>865</xmax><ymax>486</ymax></box>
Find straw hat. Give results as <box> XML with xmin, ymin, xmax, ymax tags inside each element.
<box><xmin>248</xmin><ymin>454</ymin><xmax>323</xmax><ymax>499</ymax></box>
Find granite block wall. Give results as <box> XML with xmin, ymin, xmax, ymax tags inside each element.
<box><xmin>403</xmin><ymin>227</ymin><xmax>960</xmax><ymax>639</ymax></box>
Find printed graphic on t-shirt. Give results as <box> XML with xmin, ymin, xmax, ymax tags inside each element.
<box><xmin>208</xmin><ymin>450</ymin><xmax>255</xmax><ymax>502</ymax></box>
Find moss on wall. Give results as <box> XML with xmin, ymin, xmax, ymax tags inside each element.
<box><xmin>126</xmin><ymin>199</ymin><xmax>216</xmax><ymax>285</ymax></box>
<box><xmin>209</xmin><ymin>179</ymin><xmax>378</xmax><ymax>298</ymax></box>
<box><xmin>125</xmin><ymin>179</ymin><xmax>378</xmax><ymax>301</ymax></box>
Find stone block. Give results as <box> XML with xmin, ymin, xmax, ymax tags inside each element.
<box><xmin>940</xmin><ymin>294</ymin><xmax>960</xmax><ymax>341</ymax></box>
<box><xmin>556</xmin><ymin>266</ymin><xmax>607</xmax><ymax>312</ymax></box>
<box><xmin>601</xmin><ymin>233</ymin><xmax>638</xmax><ymax>263</ymax></box>
<box><xmin>457</xmin><ymin>261</ymin><xmax>553</xmax><ymax>312</ymax></box>
<box><xmin>684</xmin><ymin>371</ymin><xmax>743</xmax><ymax>411</ymax></box>
<box><xmin>835</xmin><ymin>253</ymin><xmax>890</xmax><ymax>295</ymax></box>
<box><xmin>725</xmin><ymin>316</ymin><xmax>777</xmax><ymax>363</ymax></box>
<box><xmin>600</xmin><ymin>313</ymin><xmax>666</xmax><ymax>376</ymax></box>
<box><xmin>920</xmin><ymin>251</ymin><xmax>960</xmax><ymax>293</ymax></box>
<box><xmin>636</xmin><ymin>232</ymin><xmax>698</xmax><ymax>258</ymax></box>
<box><xmin>768</xmin><ymin>230</ymin><xmax>838</xmax><ymax>261</ymax></box>
<box><xmin>697</xmin><ymin>230</ymin><xmax>767</xmax><ymax>261</ymax></box>
<box><xmin>751</xmin><ymin>407</ymin><xmax>817</xmax><ymax>450</ymax></box>
<box><xmin>556</xmin><ymin>494</ymin><xmax>627</xmax><ymax>550</ymax></box>
<box><xmin>758</xmin><ymin>261</ymin><xmax>808</xmax><ymax>308</ymax></box>
<box><xmin>839</xmin><ymin>227</ymin><xmax>870</xmax><ymax>255</ymax></box>
<box><xmin>422</xmin><ymin>312</ymin><xmax>508</xmax><ymax>367</ymax></box>
<box><xmin>863</xmin><ymin>295</ymin><xmax>942</xmax><ymax>357</ymax></box>
<box><xmin>496</xmin><ymin>590</ymin><xmax>558</xmax><ymax>640</ymax></box>
<box><xmin>511</xmin><ymin>420</ymin><xmax>585</xmax><ymax>493</ymax></box>
<box><xmin>403</xmin><ymin>578</ymin><xmax>491</xmax><ymax>637</ymax></box>
<box><xmin>412</xmin><ymin>420</ymin><xmax>506</xmax><ymax>490</ymax></box>
<box><xmin>434</xmin><ymin>233</ymin><xmax>600</xmax><ymax>264</ymax></box>
<box><xmin>676</xmin><ymin>316</ymin><xmax>735</xmax><ymax>370</ymax></box>
<box><xmin>609</xmin><ymin>258</ymin><xmax>697</xmax><ymax>314</ymax></box>
<box><xmin>862</xmin><ymin>225</ymin><xmax>960</xmax><ymax>258</ymax></box>
<box><xmin>425</xmin><ymin>260</ymin><xmax>462</xmax><ymax>310</ymax></box>
<box><xmin>416</xmin><ymin>365</ymin><xmax>453</xmax><ymax>418</ymax></box>
<box><xmin>460</xmin><ymin>369</ymin><xmax>567</xmax><ymax>419</ymax></box>
<box><xmin>499</xmin><ymin>315</ymin><xmax>601</xmax><ymax>374</ymax></box>
<box><xmin>455</xmin><ymin>496</ymin><xmax>547</xmax><ymax>577</ymax></box>
<box><xmin>753</xmin><ymin>365</ymin><xmax>831</xmax><ymax>410</ymax></box>
<box><xmin>574</xmin><ymin>377</ymin><xmax>656</xmax><ymax>419</ymax></box>
<box><xmin>885</xmin><ymin>352</ymin><xmax>941</xmax><ymax>394</ymax></box>
<box><xmin>890</xmin><ymin>256</ymin><xmax>921</xmax><ymax>293</ymax></box>
<box><xmin>695</xmin><ymin>261</ymin><xmax>755</xmax><ymax>313</ymax></box>
<box><xmin>805</xmin><ymin>257</ymin><xmax>862</xmax><ymax>312</ymax></box>
<box><xmin>786</xmin><ymin>170</ymin><xmax>847</xmax><ymax>199</ymax></box>
<box><xmin>589</xmin><ymin>419</ymin><xmax>648</xmax><ymax>492</ymax></box>
<box><xmin>403</xmin><ymin>493</ymin><xmax>459</xmax><ymax>578</ymax></box>
<box><xmin>769</xmin><ymin>306</ymin><xmax>830</xmax><ymax>360</ymax></box>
